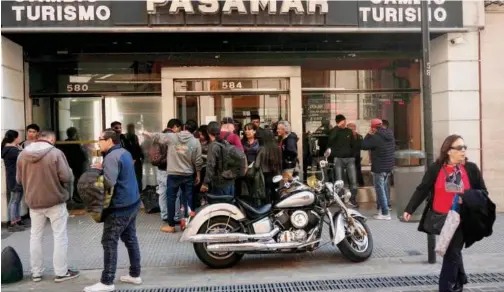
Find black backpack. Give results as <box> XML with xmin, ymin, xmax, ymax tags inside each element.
<box><xmin>218</xmin><ymin>133</ymin><xmax>247</xmax><ymax>180</ymax></box>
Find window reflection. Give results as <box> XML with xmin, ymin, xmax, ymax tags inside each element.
<box><xmin>105</xmin><ymin>96</ymin><xmax>162</xmax><ymax>189</ymax></box>
<box><xmin>56</xmin><ymin>98</ymin><xmax>103</xmax><ymax>142</ymax></box>
<box><xmin>302</xmin><ymin>92</ymin><xmax>421</xmax><ymax>187</ymax></box>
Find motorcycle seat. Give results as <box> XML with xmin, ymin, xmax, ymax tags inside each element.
<box><xmin>236</xmin><ymin>199</ymin><xmax>271</xmax><ymax>219</ymax></box>
<box><xmin>206</xmin><ymin>193</ymin><xmax>235</xmax><ymax>204</ymax></box>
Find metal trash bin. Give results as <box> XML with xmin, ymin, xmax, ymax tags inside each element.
<box><xmin>393</xmin><ymin>150</ymin><xmax>426</xmax><ymax>222</ymax></box>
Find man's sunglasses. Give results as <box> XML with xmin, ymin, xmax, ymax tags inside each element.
<box><xmin>450</xmin><ymin>145</ymin><xmax>467</xmax><ymax>151</ymax></box>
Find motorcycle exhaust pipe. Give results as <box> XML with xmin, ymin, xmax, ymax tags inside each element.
<box><xmin>206</xmin><ymin>241</ymin><xmax>303</xmax><ymax>252</ymax></box>
<box><xmin>188</xmin><ymin>227</ymin><xmax>280</xmax><ymax>243</ymax></box>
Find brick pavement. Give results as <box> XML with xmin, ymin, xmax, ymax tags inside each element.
<box><xmin>1</xmin><ymin>210</ymin><xmax>503</xmax><ymax>292</ymax></box>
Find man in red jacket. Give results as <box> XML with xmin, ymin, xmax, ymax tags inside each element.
<box><xmin>220</xmin><ymin>117</ymin><xmax>244</xmax><ymax>151</ymax></box>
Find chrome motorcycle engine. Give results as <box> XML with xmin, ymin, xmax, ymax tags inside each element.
<box><xmin>274</xmin><ymin>210</ymin><xmax>320</xmax><ymax>243</ymax></box>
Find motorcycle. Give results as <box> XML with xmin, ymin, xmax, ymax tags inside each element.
<box><xmin>180</xmin><ymin>148</ymin><xmax>373</xmax><ymax>269</ymax></box>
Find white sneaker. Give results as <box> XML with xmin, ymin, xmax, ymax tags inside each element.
<box><xmin>120</xmin><ymin>275</ymin><xmax>142</xmax><ymax>285</ymax></box>
<box><xmin>83</xmin><ymin>282</ymin><xmax>115</xmax><ymax>292</ymax></box>
<box><xmin>373</xmin><ymin>214</ymin><xmax>392</xmax><ymax>220</ymax></box>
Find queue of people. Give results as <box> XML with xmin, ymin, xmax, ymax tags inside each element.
<box><xmin>1</xmin><ymin>115</ymin><xmax>495</xmax><ymax>292</ymax></box>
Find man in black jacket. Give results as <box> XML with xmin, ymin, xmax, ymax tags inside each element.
<box><xmin>126</xmin><ymin>123</ymin><xmax>144</xmax><ymax>193</ymax></box>
<box><xmin>328</xmin><ymin>115</ymin><xmax>358</xmax><ymax>207</ymax></box>
<box><xmin>362</xmin><ymin>119</ymin><xmax>395</xmax><ymax>220</ymax></box>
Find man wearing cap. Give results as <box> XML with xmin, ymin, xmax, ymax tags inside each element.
<box><xmin>328</xmin><ymin>114</ymin><xmax>358</xmax><ymax>207</ymax></box>
<box><xmin>362</xmin><ymin>118</ymin><xmax>395</xmax><ymax>220</ymax></box>
<box><xmin>220</xmin><ymin>117</ymin><xmax>244</xmax><ymax>151</ymax></box>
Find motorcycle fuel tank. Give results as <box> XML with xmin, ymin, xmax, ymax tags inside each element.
<box><xmin>275</xmin><ymin>191</ymin><xmax>315</xmax><ymax>208</ymax></box>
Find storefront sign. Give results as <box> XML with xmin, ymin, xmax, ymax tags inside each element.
<box><xmin>1</xmin><ymin>0</ymin><xmax>148</xmax><ymax>27</ymax></box>
<box><xmin>358</xmin><ymin>0</ymin><xmax>463</xmax><ymax>28</ymax></box>
<box><xmin>147</xmin><ymin>0</ymin><xmax>329</xmax><ymax>15</ymax></box>
<box><xmin>2</xmin><ymin>0</ymin><xmax>463</xmax><ymax>29</ymax></box>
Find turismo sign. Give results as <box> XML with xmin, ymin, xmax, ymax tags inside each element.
<box><xmin>358</xmin><ymin>0</ymin><xmax>463</xmax><ymax>28</ymax></box>
<box><xmin>1</xmin><ymin>0</ymin><xmax>148</xmax><ymax>27</ymax></box>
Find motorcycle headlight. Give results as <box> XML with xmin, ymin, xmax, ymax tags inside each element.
<box><xmin>307</xmin><ymin>175</ymin><xmax>319</xmax><ymax>189</ymax></box>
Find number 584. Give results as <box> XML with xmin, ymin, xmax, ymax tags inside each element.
<box><xmin>221</xmin><ymin>81</ymin><xmax>242</xmax><ymax>89</ymax></box>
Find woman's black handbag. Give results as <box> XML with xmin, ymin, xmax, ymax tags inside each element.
<box><xmin>423</xmin><ymin>207</ymin><xmax>447</xmax><ymax>235</ymax></box>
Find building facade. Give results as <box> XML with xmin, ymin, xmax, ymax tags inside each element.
<box><xmin>1</xmin><ymin>0</ymin><xmax>502</xmax><ymax>221</ymax></box>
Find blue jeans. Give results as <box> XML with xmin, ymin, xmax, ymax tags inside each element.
<box><xmin>334</xmin><ymin>157</ymin><xmax>358</xmax><ymax>203</ymax></box>
<box><xmin>373</xmin><ymin>172</ymin><xmax>390</xmax><ymax>216</ymax></box>
<box><xmin>101</xmin><ymin>212</ymin><xmax>141</xmax><ymax>285</ymax></box>
<box><xmin>211</xmin><ymin>184</ymin><xmax>235</xmax><ymax>197</ymax></box>
<box><xmin>376</xmin><ymin>174</ymin><xmax>392</xmax><ymax>210</ymax></box>
<box><xmin>8</xmin><ymin>191</ymin><xmax>22</xmax><ymax>223</ymax></box>
<box><xmin>167</xmin><ymin>175</ymin><xmax>194</xmax><ymax>227</ymax></box>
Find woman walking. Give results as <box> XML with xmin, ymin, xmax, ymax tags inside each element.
<box><xmin>1</xmin><ymin>130</ymin><xmax>26</xmax><ymax>232</ymax></box>
<box><xmin>403</xmin><ymin>134</ymin><xmax>489</xmax><ymax>292</ymax></box>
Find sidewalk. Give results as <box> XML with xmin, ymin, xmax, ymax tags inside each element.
<box><xmin>2</xmin><ymin>207</ymin><xmax>503</xmax><ymax>292</ymax></box>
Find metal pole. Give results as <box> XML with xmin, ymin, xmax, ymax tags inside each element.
<box><xmin>420</xmin><ymin>0</ymin><xmax>436</xmax><ymax>264</ymax></box>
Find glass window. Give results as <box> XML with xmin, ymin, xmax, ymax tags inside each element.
<box><xmin>301</xmin><ymin>59</ymin><xmax>420</xmax><ymax>90</ymax></box>
<box><xmin>56</xmin><ymin>98</ymin><xmax>103</xmax><ymax>142</ymax></box>
<box><xmin>105</xmin><ymin>96</ymin><xmax>162</xmax><ymax>190</ymax></box>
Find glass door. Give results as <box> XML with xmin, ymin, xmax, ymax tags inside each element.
<box><xmin>176</xmin><ymin>94</ymin><xmax>289</xmax><ymax>136</ymax></box>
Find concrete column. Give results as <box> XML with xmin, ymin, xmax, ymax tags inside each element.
<box><xmin>161</xmin><ymin>76</ymin><xmax>174</xmax><ymax>129</ymax></box>
<box><xmin>199</xmin><ymin>96</ymin><xmax>215</xmax><ymax>124</ymax></box>
<box><xmin>431</xmin><ymin>31</ymin><xmax>481</xmax><ymax>167</ymax></box>
<box><xmin>1</xmin><ymin>36</ymin><xmax>26</xmax><ymax>223</ymax></box>
<box><xmin>289</xmin><ymin>72</ymin><xmax>303</xmax><ymax>178</ymax></box>
<box><xmin>480</xmin><ymin>5</ymin><xmax>504</xmax><ymax>211</ymax></box>
<box><xmin>58</xmin><ymin>99</ymin><xmax>72</xmax><ymax>138</ymax></box>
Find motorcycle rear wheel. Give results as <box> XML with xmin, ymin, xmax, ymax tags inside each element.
<box><xmin>193</xmin><ymin>216</ymin><xmax>244</xmax><ymax>269</ymax></box>
<box><xmin>337</xmin><ymin>216</ymin><xmax>373</xmax><ymax>262</ymax></box>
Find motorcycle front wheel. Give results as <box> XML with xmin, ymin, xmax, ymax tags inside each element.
<box><xmin>337</xmin><ymin>216</ymin><xmax>373</xmax><ymax>262</ymax></box>
<box><xmin>193</xmin><ymin>216</ymin><xmax>244</xmax><ymax>269</ymax></box>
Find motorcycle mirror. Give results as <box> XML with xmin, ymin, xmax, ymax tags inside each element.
<box><xmin>272</xmin><ymin>175</ymin><xmax>283</xmax><ymax>183</ymax></box>
<box><xmin>324</xmin><ymin>148</ymin><xmax>331</xmax><ymax>158</ymax></box>
<box><xmin>334</xmin><ymin>180</ymin><xmax>344</xmax><ymax>190</ymax></box>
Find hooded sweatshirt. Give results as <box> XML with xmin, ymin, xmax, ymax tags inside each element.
<box><xmin>16</xmin><ymin>141</ymin><xmax>73</xmax><ymax>209</ymax></box>
<box><xmin>361</xmin><ymin>128</ymin><xmax>396</xmax><ymax>173</ymax></box>
<box><xmin>1</xmin><ymin>146</ymin><xmax>22</xmax><ymax>192</ymax></box>
<box><xmin>153</xmin><ymin>131</ymin><xmax>203</xmax><ymax>176</ymax></box>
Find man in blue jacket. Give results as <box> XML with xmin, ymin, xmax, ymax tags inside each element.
<box><xmin>84</xmin><ymin>129</ymin><xmax>142</xmax><ymax>292</ymax></box>
<box><xmin>362</xmin><ymin>119</ymin><xmax>395</xmax><ymax>221</ymax></box>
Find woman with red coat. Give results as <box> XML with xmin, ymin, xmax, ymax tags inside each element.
<box><xmin>403</xmin><ymin>134</ymin><xmax>488</xmax><ymax>292</ymax></box>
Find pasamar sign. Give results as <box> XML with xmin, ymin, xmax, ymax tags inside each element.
<box><xmin>146</xmin><ymin>0</ymin><xmax>330</xmax><ymax>15</ymax></box>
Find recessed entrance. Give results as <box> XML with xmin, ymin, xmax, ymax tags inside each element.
<box><xmin>162</xmin><ymin>66</ymin><xmax>303</xmax><ymax>166</ymax></box>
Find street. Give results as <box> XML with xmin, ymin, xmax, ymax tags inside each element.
<box><xmin>2</xmin><ymin>207</ymin><xmax>503</xmax><ymax>292</ymax></box>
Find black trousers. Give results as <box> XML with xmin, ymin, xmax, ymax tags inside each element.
<box><xmin>439</xmin><ymin>228</ymin><xmax>467</xmax><ymax>292</ymax></box>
